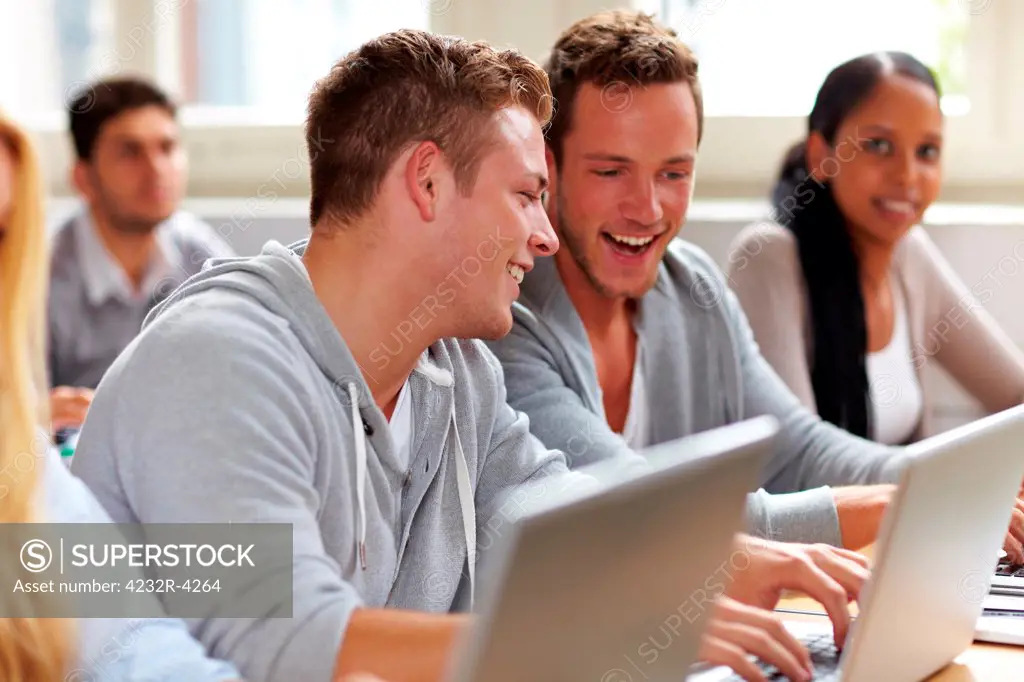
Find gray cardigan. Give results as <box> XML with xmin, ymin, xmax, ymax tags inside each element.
<box><xmin>727</xmin><ymin>222</ymin><xmax>1024</xmax><ymax>442</ymax></box>
<box><xmin>486</xmin><ymin>238</ymin><xmax>909</xmax><ymax>546</ymax></box>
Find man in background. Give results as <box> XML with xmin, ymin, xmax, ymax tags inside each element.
<box><xmin>47</xmin><ymin>77</ymin><xmax>233</xmax><ymax>431</ymax></box>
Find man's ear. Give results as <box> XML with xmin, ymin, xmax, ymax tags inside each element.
<box><xmin>71</xmin><ymin>161</ymin><xmax>96</xmax><ymax>203</ymax></box>
<box><xmin>405</xmin><ymin>140</ymin><xmax>443</xmax><ymax>222</ymax></box>
<box><xmin>805</xmin><ymin>131</ymin><xmax>831</xmax><ymax>183</ymax></box>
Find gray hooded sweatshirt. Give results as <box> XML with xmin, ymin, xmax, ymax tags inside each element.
<box><xmin>485</xmin><ymin>238</ymin><xmax>910</xmax><ymax>545</ymax></box>
<box><xmin>70</xmin><ymin>240</ymin><xmax>581</xmax><ymax>682</ymax></box>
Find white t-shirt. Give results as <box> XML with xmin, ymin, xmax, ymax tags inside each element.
<box><xmin>292</xmin><ymin>252</ymin><xmax>417</xmax><ymax>468</ymax></box>
<box><xmin>621</xmin><ymin>343</ymin><xmax>647</xmax><ymax>450</ymax></box>
<box><xmin>389</xmin><ymin>378</ymin><xmax>414</xmax><ymax>471</ymax></box>
<box><xmin>867</xmin><ymin>285</ymin><xmax>924</xmax><ymax>445</ymax></box>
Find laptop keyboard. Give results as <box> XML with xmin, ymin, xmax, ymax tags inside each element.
<box><xmin>995</xmin><ymin>559</ymin><xmax>1024</xmax><ymax>578</ymax></box>
<box><xmin>990</xmin><ymin>557</ymin><xmax>1024</xmax><ymax>593</ymax></box>
<box><xmin>716</xmin><ymin>632</ymin><xmax>841</xmax><ymax>681</ymax></box>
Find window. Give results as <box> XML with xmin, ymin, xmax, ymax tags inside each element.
<box><xmin>0</xmin><ymin>0</ymin><xmax>115</xmax><ymax>119</ymax></box>
<box><xmin>177</xmin><ymin>0</ymin><xmax>429</xmax><ymax>121</ymax></box>
<box><xmin>2</xmin><ymin>0</ymin><xmax>1021</xmax><ymax>198</ymax></box>
<box><xmin>649</xmin><ymin>0</ymin><xmax>1021</xmax><ymax>196</ymax></box>
<box><xmin>659</xmin><ymin>0</ymin><xmax>971</xmax><ymax>116</ymax></box>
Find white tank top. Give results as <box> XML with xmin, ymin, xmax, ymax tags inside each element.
<box><xmin>866</xmin><ymin>285</ymin><xmax>923</xmax><ymax>445</ymax></box>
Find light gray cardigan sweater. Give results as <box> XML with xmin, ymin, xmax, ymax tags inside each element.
<box><xmin>487</xmin><ymin>238</ymin><xmax>909</xmax><ymax>546</ymax></box>
<box><xmin>728</xmin><ymin>222</ymin><xmax>1024</xmax><ymax>442</ymax></box>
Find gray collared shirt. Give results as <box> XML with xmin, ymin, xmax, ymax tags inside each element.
<box><xmin>48</xmin><ymin>209</ymin><xmax>235</xmax><ymax>389</ymax></box>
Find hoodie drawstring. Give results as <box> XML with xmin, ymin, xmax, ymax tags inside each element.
<box><xmin>450</xmin><ymin>407</ymin><xmax>476</xmax><ymax>610</ymax></box>
<box><xmin>347</xmin><ymin>381</ymin><xmax>476</xmax><ymax>608</ymax></box>
<box><xmin>347</xmin><ymin>383</ymin><xmax>368</xmax><ymax>570</ymax></box>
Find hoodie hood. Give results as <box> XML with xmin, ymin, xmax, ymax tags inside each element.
<box><xmin>146</xmin><ymin>238</ymin><xmax>359</xmax><ymax>387</ymax></box>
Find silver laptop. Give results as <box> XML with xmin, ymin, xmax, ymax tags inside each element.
<box><xmin>444</xmin><ymin>416</ymin><xmax>780</xmax><ymax>682</ymax></box>
<box><xmin>695</xmin><ymin>403</ymin><xmax>1024</xmax><ymax>682</ymax></box>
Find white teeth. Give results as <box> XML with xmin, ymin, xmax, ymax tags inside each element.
<box><xmin>506</xmin><ymin>263</ymin><xmax>524</xmax><ymax>284</ymax></box>
<box><xmin>880</xmin><ymin>199</ymin><xmax>914</xmax><ymax>214</ymax></box>
<box><xmin>609</xmin><ymin>234</ymin><xmax>655</xmax><ymax>247</ymax></box>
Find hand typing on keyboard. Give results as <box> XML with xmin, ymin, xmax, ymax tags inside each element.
<box><xmin>698</xmin><ymin>596</ymin><xmax>814</xmax><ymax>682</ymax></box>
<box><xmin>691</xmin><ymin>536</ymin><xmax>868</xmax><ymax>681</ymax></box>
<box><xmin>718</xmin><ymin>631</ymin><xmax>843</xmax><ymax>682</ymax></box>
<box><xmin>723</xmin><ymin>535</ymin><xmax>869</xmax><ymax>648</ymax></box>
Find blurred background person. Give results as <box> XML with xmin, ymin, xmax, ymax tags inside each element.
<box><xmin>47</xmin><ymin>77</ymin><xmax>234</xmax><ymax>434</ymax></box>
<box><xmin>728</xmin><ymin>52</ymin><xmax>1024</xmax><ymax>446</ymax></box>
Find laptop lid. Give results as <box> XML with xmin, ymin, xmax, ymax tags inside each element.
<box><xmin>447</xmin><ymin>416</ymin><xmax>780</xmax><ymax>682</ymax></box>
<box><xmin>837</xmin><ymin>404</ymin><xmax>1024</xmax><ymax>682</ymax></box>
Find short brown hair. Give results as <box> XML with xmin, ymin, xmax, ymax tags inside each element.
<box><xmin>306</xmin><ymin>29</ymin><xmax>553</xmax><ymax>228</ymax></box>
<box><xmin>543</xmin><ymin>10</ymin><xmax>704</xmax><ymax>164</ymax></box>
<box><xmin>67</xmin><ymin>77</ymin><xmax>177</xmax><ymax>161</ymax></box>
